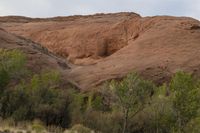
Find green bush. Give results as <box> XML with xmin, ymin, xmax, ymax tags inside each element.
<box><xmin>0</xmin><ymin>49</ymin><xmax>26</xmax><ymax>90</ymax></box>
<box><xmin>0</xmin><ymin>71</ymin><xmax>70</xmax><ymax>128</ymax></box>
<box><xmin>83</xmin><ymin>110</ymin><xmax>122</xmax><ymax>133</ymax></box>
<box><xmin>109</xmin><ymin>72</ymin><xmax>155</xmax><ymax>133</ymax></box>
<box><xmin>141</xmin><ymin>84</ymin><xmax>176</xmax><ymax>133</ymax></box>
<box><xmin>0</xmin><ymin>49</ymin><xmax>26</xmax><ymax>73</ymax></box>
<box><xmin>170</xmin><ymin>71</ymin><xmax>200</xmax><ymax>132</ymax></box>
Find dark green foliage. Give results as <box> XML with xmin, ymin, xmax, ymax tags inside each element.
<box><xmin>91</xmin><ymin>95</ymin><xmax>104</xmax><ymax>110</ymax></box>
<box><xmin>0</xmin><ymin>71</ymin><xmax>70</xmax><ymax>128</ymax></box>
<box><xmin>1</xmin><ymin>87</ymin><xmax>30</xmax><ymax>120</ymax></box>
<box><xmin>68</xmin><ymin>90</ymin><xmax>87</xmax><ymax>125</ymax></box>
<box><xmin>0</xmin><ymin>69</ymin><xmax>9</xmax><ymax>90</ymax></box>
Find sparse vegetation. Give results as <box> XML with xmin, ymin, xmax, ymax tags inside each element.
<box><xmin>109</xmin><ymin>73</ymin><xmax>154</xmax><ymax>133</ymax></box>
<box><xmin>1</xmin><ymin>49</ymin><xmax>200</xmax><ymax>133</ymax></box>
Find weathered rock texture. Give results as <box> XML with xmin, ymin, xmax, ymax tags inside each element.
<box><xmin>0</xmin><ymin>12</ymin><xmax>200</xmax><ymax>90</ymax></box>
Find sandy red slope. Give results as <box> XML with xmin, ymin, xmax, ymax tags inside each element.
<box><xmin>0</xmin><ymin>13</ymin><xmax>200</xmax><ymax>90</ymax></box>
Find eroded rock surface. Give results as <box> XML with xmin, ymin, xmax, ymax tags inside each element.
<box><xmin>1</xmin><ymin>13</ymin><xmax>200</xmax><ymax>90</ymax></box>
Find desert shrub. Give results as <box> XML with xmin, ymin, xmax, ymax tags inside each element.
<box><xmin>170</xmin><ymin>71</ymin><xmax>200</xmax><ymax>132</ymax></box>
<box><xmin>83</xmin><ymin>110</ymin><xmax>122</xmax><ymax>133</ymax></box>
<box><xmin>82</xmin><ymin>91</ymin><xmax>106</xmax><ymax>111</ymax></box>
<box><xmin>68</xmin><ymin>89</ymin><xmax>114</xmax><ymax>131</ymax></box>
<box><xmin>10</xmin><ymin>87</ymin><xmax>30</xmax><ymax>121</ymax></box>
<box><xmin>0</xmin><ymin>49</ymin><xmax>26</xmax><ymax>90</ymax></box>
<box><xmin>140</xmin><ymin>84</ymin><xmax>176</xmax><ymax>133</ymax></box>
<box><xmin>0</xmin><ymin>71</ymin><xmax>70</xmax><ymax>128</ymax></box>
<box><xmin>68</xmin><ymin>89</ymin><xmax>120</xmax><ymax>133</ymax></box>
<box><xmin>0</xmin><ymin>49</ymin><xmax>71</xmax><ymax>129</ymax></box>
<box><xmin>140</xmin><ymin>72</ymin><xmax>200</xmax><ymax>133</ymax></box>
<box><xmin>68</xmin><ymin>73</ymin><xmax>156</xmax><ymax>133</ymax></box>
<box><xmin>28</xmin><ymin>71</ymin><xmax>68</xmax><ymax>126</ymax></box>
<box><xmin>2</xmin><ymin>49</ymin><xmax>200</xmax><ymax>133</ymax></box>
<box><xmin>142</xmin><ymin>72</ymin><xmax>200</xmax><ymax>133</ymax></box>
<box><xmin>108</xmin><ymin>72</ymin><xmax>155</xmax><ymax>133</ymax></box>
<box><xmin>27</xmin><ymin>71</ymin><xmax>70</xmax><ymax>127</ymax></box>
<box><xmin>0</xmin><ymin>49</ymin><xmax>26</xmax><ymax>74</ymax></box>
<box><xmin>68</xmin><ymin>90</ymin><xmax>87</xmax><ymax>125</ymax></box>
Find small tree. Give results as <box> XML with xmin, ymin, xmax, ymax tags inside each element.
<box><xmin>0</xmin><ymin>49</ymin><xmax>26</xmax><ymax>90</ymax></box>
<box><xmin>28</xmin><ymin>71</ymin><xmax>70</xmax><ymax>126</ymax></box>
<box><xmin>170</xmin><ymin>71</ymin><xmax>200</xmax><ymax>132</ymax></box>
<box><xmin>143</xmin><ymin>84</ymin><xmax>176</xmax><ymax>133</ymax></box>
<box><xmin>109</xmin><ymin>73</ymin><xmax>154</xmax><ymax>133</ymax></box>
<box><xmin>0</xmin><ymin>49</ymin><xmax>26</xmax><ymax>74</ymax></box>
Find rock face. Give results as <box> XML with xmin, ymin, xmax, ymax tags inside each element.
<box><xmin>0</xmin><ymin>12</ymin><xmax>200</xmax><ymax>90</ymax></box>
<box><xmin>0</xmin><ymin>28</ymin><xmax>75</xmax><ymax>86</ymax></box>
<box><xmin>0</xmin><ymin>13</ymin><xmax>140</xmax><ymax>65</ymax></box>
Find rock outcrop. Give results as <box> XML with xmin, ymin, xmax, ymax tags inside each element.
<box><xmin>1</xmin><ymin>12</ymin><xmax>200</xmax><ymax>90</ymax></box>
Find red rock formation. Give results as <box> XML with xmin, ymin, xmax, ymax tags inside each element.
<box><xmin>1</xmin><ymin>13</ymin><xmax>200</xmax><ymax>90</ymax></box>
